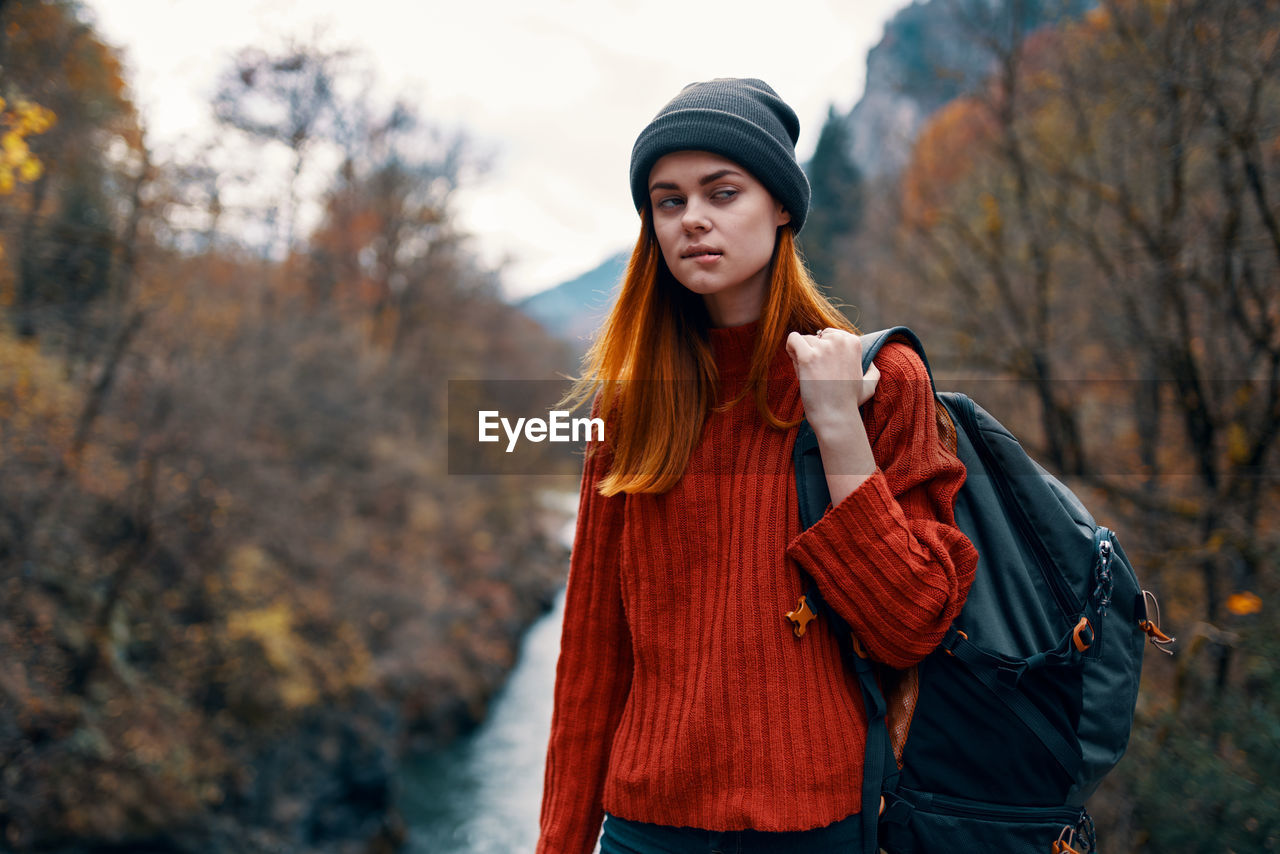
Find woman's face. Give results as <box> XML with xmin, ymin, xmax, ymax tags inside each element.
<box><xmin>647</xmin><ymin>150</ymin><xmax>791</xmax><ymax>327</ymax></box>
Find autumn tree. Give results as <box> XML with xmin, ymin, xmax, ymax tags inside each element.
<box><xmin>0</xmin><ymin>0</ymin><xmax>143</xmax><ymax>344</ymax></box>
<box><xmin>899</xmin><ymin>0</ymin><xmax>1280</xmax><ymax>627</ymax></box>
<box><xmin>305</xmin><ymin>97</ymin><xmax>478</xmax><ymax>355</ymax></box>
<box><xmin>212</xmin><ymin>36</ymin><xmax>354</xmax><ymax>259</ymax></box>
<box><xmin>1</xmin><ymin>13</ymin><xmax>573</xmax><ymax>853</ymax></box>
<box><xmin>881</xmin><ymin>0</ymin><xmax>1280</xmax><ymax>846</ymax></box>
<box><xmin>801</xmin><ymin>106</ymin><xmax>864</xmax><ymax>289</ymax></box>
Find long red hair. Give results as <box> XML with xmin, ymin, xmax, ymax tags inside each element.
<box><xmin>564</xmin><ymin>207</ymin><xmax>854</xmax><ymax>496</ymax></box>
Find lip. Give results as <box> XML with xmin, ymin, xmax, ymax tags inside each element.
<box><xmin>682</xmin><ymin>244</ymin><xmax>723</xmax><ymax>260</ymax></box>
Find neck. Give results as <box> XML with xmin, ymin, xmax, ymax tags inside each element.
<box><xmin>705</xmin><ymin>302</ymin><xmax>760</xmax><ymax>327</ymax></box>
<box><xmin>701</xmin><ymin>272</ymin><xmax>767</xmax><ymax>327</ymax></box>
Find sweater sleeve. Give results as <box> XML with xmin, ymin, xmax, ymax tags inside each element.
<box><xmin>537</xmin><ymin>415</ymin><xmax>633</xmax><ymax>854</ymax></box>
<box><xmin>785</xmin><ymin>341</ymin><xmax>978</xmax><ymax>670</ymax></box>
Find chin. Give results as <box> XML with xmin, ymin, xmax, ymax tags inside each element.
<box><xmin>674</xmin><ymin>270</ymin><xmax>731</xmax><ymax>292</ymax></box>
<box><xmin>679</xmin><ymin>282</ymin><xmax>730</xmax><ymax>299</ymax></box>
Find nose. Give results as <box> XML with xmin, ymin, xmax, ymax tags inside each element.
<box><xmin>681</xmin><ymin>196</ymin><xmax>710</xmax><ymax>232</ymax></box>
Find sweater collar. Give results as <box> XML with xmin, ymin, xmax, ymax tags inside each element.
<box><xmin>708</xmin><ymin>319</ymin><xmax>761</xmax><ymax>377</ymax></box>
<box><xmin>708</xmin><ymin>319</ymin><xmax>796</xmax><ymax>392</ymax></box>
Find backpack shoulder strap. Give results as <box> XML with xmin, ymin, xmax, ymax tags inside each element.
<box><xmin>793</xmin><ymin>328</ymin><xmax>936</xmax><ymax>853</ymax></box>
<box><xmin>859</xmin><ymin>325</ymin><xmax>936</xmax><ymax>394</ymax></box>
<box><xmin>862</xmin><ymin>326</ymin><xmax>957</xmax><ymax>452</ymax></box>
<box><xmin>796</xmin><ymin>325</ymin><xmax>934</xmax><ymax>530</ymax></box>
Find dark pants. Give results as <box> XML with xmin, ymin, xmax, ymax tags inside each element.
<box><xmin>599</xmin><ymin>811</ymin><xmax>866</xmax><ymax>854</ymax></box>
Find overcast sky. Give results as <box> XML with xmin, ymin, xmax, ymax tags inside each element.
<box><xmin>83</xmin><ymin>0</ymin><xmax>905</xmax><ymax>299</ymax></box>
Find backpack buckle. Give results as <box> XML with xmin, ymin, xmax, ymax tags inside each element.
<box><xmin>996</xmin><ymin>662</ymin><xmax>1026</xmax><ymax>688</ymax></box>
<box><xmin>942</xmin><ymin>628</ymin><xmax>968</xmax><ymax>656</ymax></box>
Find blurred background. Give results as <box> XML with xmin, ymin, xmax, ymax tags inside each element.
<box><xmin>0</xmin><ymin>0</ymin><xmax>1276</xmax><ymax>851</ymax></box>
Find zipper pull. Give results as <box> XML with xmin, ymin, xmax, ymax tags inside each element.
<box><xmin>1139</xmin><ymin>589</ymin><xmax>1176</xmax><ymax>655</ymax></box>
<box><xmin>1054</xmin><ymin>826</ymin><xmax>1085</xmax><ymax>854</ymax></box>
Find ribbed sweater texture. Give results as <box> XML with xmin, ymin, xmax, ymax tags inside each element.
<box><xmin>537</xmin><ymin>321</ymin><xmax>978</xmax><ymax>854</ymax></box>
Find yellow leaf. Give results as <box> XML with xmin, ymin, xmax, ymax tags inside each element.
<box><xmin>18</xmin><ymin>157</ymin><xmax>42</xmax><ymax>182</ymax></box>
<box><xmin>226</xmin><ymin>601</ymin><xmax>319</xmax><ymax>709</ymax></box>
<box><xmin>981</xmin><ymin>192</ymin><xmax>1002</xmax><ymax>237</ymax></box>
<box><xmin>2</xmin><ymin>131</ymin><xmax>26</xmax><ymax>159</ymax></box>
<box><xmin>1228</xmin><ymin>422</ymin><xmax>1251</xmax><ymax>465</ymax></box>
<box><xmin>21</xmin><ymin>105</ymin><xmax>56</xmax><ymax>135</ymax></box>
<box><xmin>1226</xmin><ymin>591</ymin><xmax>1263</xmax><ymax>616</ymax></box>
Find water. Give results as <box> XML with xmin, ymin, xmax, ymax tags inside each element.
<box><xmin>398</xmin><ymin>588</ymin><xmax>565</xmax><ymax>853</ymax></box>
<box><xmin>398</xmin><ymin>497</ymin><xmax>575</xmax><ymax>854</ymax></box>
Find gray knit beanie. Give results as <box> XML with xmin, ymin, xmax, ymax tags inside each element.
<box><xmin>630</xmin><ymin>77</ymin><xmax>810</xmax><ymax>234</ymax></box>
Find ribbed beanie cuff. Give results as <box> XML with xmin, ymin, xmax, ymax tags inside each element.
<box><xmin>630</xmin><ymin>78</ymin><xmax>811</xmax><ymax>234</ymax></box>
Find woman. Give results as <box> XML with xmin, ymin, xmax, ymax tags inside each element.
<box><xmin>537</xmin><ymin>78</ymin><xmax>978</xmax><ymax>854</ymax></box>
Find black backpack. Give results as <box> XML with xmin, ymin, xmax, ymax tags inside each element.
<box><xmin>790</xmin><ymin>327</ymin><xmax>1173</xmax><ymax>854</ymax></box>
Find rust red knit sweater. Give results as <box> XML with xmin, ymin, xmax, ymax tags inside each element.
<box><xmin>537</xmin><ymin>321</ymin><xmax>978</xmax><ymax>854</ymax></box>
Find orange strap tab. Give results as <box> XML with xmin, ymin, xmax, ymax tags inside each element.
<box><xmin>785</xmin><ymin>595</ymin><xmax>817</xmax><ymax>638</ymax></box>
<box><xmin>1139</xmin><ymin>619</ymin><xmax>1173</xmax><ymax>644</ymax></box>
<box><xmin>1072</xmin><ymin>617</ymin><xmax>1095</xmax><ymax>653</ymax></box>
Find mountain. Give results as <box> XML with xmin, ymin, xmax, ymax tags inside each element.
<box><xmin>515</xmin><ymin>251</ymin><xmax>627</xmax><ymax>353</ymax></box>
<box><xmin>845</xmin><ymin>0</ymin><xmax>1097</xmax><ymax>179</ymax></box>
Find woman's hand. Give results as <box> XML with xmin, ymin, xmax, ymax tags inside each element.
<box><xmin>785</xmin><ymin>329</ymin><xmax>880</xmax><ymax>431</ymax></box>
<box><xmin>785</xmin><ymin>328</ymin><xmax>881</xmax><ymax>505</ymax></box>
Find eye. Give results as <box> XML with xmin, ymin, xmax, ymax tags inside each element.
<box><xmin>712</xmin><ymin>188</ymin><xmax>738</xmax><ymax>201</ymax></box>
<box><xmin>655</xmin><ymin>196</ymin><xmax>684</xmax><ymax>210</ymax></box>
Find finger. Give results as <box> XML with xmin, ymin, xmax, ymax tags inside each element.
<box><xmin>812</xmin><ymin>327</ymin><xmax>860</xmax><ymax>357</ymax></box>
<box><xmin>824</xmin><ymin>328</ymin><xmax>861</xmax><ymax>356</ymax></box>
<box><xmin>785</xmin><ymin>330</ymin><xmax>816</xmax><ymax>361</ymax></box>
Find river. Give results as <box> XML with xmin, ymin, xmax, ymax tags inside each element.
<box><xmin>397</xmin><ymin>499</ymin><xmax>576</xmax><ymax>854</ymax></box>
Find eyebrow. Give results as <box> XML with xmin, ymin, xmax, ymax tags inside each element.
<box><xmin>649</xmin><ymin>168</ymin><xmax>744</xmax><ymax>194</ymax></box>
